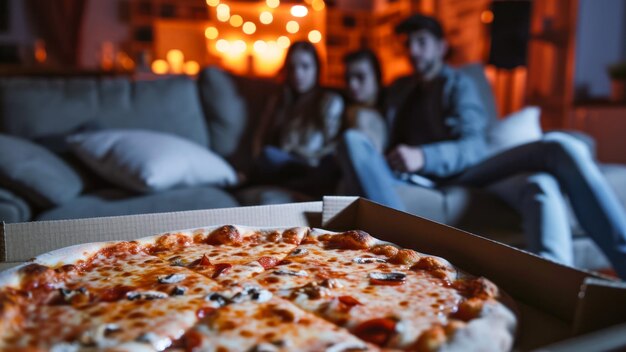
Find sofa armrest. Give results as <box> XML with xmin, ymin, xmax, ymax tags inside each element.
<box><xmin>546</xmin><ymin>129</ymin><xmax>597</xmax><ymax>158</ymax></box>
<box><xmin>0</xmin><ymin>188</ymin><xmax>32</xmax><ymax>223</ymax></box>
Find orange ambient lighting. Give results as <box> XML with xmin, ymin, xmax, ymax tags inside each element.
<box><xmin>242</xmin><ymin>21</ymin><xmax>257</xmax><ymax>34</ymax></box>
<box><xmin>308</xmin><ymin>30</ymin><xmax>322</xmax><ymax>43</ymax></box>
<box><xmin>286</xmin><ymin>21</ymin><xmax>299</xmax><ymax>34</ymax></box>
<box><xmin>206</xmin><ymin>0</ymin><xmax>219</xmax><ymax>6</ymax></box>
<box><xmin>216</xmin><ymin>39</ymin><xmax>230</xmax><ymax>53</ymax></box>
<box><xmin>291</xmin><ymin>5</ymin><xmax>308</xmax><ymax>17</ymax></box>
<box><xmin>254</xmin><ymin>40</ymin><xmax>268</xmax><ymax>53</ymax></box>
<box><xmin>205</xmin><ymin>26</ymin><xmax>219</xmax><ymax>40</ymax></box>
<box><xmin>152</xmin><ymin>59</ymin><xmax>169</xmax><ymax>74</ymax></box>
<box><xmin>259</xmin><ymin>11</ymin><xmax>273</xmax><ymax>24</ymax></box>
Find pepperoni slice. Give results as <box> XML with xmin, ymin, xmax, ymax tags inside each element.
<box><xmin>211</xmin><ymin>263</ymin><xmax>232</xmax><ymax>279</ymax></box>
<box><xmin>338</xmin><ymin>295</ymin><xmax>362</xmax><ymax>307</ymax></box>
<box><xmin>99</xmin><ymin>285</ymin><xmax>134</xmax><ymax>302</ymax></box>
<box><xmin>196</xmin><ymin>307</ymin><xmax>216</xmax><ymax>319</ymax></box>
<box><xmin>258</xmin><ymin>256</ymin><xmax>279</xmax><ymax>270</ymax></box>
<box><xmin>353</xmin><ymin>318</ymin><xmax>397</xmax><ymax>346</ymax></box>
<box><xmin>198</xmin><ymin>254</ymin><xmax>212</xmax><ymax>267</ymax></box>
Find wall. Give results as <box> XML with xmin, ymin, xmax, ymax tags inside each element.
<box><xmin>0</xmin><ymin>0</ymin><xmax>128</xmax><ymax>69</ymax></box>
<box><xmin>574</xmin><ymin>0</ymin><xmax>626</xmax><ymax>99</ymax></box>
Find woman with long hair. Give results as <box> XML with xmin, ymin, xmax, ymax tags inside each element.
<box><xmin>253</xmin><ymin>41</ymin><xmax>344</xmax><ymax>197</ymax></box>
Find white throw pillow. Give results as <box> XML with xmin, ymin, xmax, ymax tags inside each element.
<box><xmin>68</xmin><ymin>129</ymin><xmax>238</xmax><ymax>193</ymax></box>
<box><xmin>488</xmin><ymin>106</ymin><xmax>543</xmax><ymax>154</ymax></box>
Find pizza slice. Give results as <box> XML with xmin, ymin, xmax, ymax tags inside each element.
<box><xmin>182</xmin><ymin>292</ymin><xmax>377</xmax><ymax>352</ymax></box>
<box><xmin>143</xmin><ymin>225</ymin><xmax>308</xmax><ymax>286</ymax></box>
<box><xmin>253</xmin><ymin>229</ymin><xmax>516</xmax><ymax>350</ymax></box>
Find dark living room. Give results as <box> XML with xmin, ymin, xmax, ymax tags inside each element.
<box><xmin>0</xmin><ymin>0</ymin><xmax>626</xmax><ymax>351</ymax></box>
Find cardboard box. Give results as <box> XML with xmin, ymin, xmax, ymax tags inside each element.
<box><xmin>1</xmin><ymin>196</ymin><xmax>625</xmax><ymax>350</ymax></box>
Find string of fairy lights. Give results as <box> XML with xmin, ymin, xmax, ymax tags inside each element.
<box><xmin>151</xmin><ymin>0</ymin><xmax>326</xmax><ymax>75</ymax></box>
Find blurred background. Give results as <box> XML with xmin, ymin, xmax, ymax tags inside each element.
<box><xmin>1</xmin><ymin>0</ymin><xmax>625</xmax><ymax>162</ymax></box>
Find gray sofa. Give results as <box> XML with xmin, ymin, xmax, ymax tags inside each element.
<box><xmin>1</xmin><ymin>66</ymin><xmax>625</xmax><ymax>270</ymax></box>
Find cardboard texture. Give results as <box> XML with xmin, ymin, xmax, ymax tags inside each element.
<box><xmin>0</xmin><ymin>201</ymin><xmax>322</xmax><ymax>263</ymax></box>
<box><xmin>1</xmin><ymin>196</ymin><xmax>625</xmax><ymax>350</ymax></box>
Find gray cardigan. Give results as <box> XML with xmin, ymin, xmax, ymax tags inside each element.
<box><xmin>384</xmin><ymin>65</ymin><xmax>489</xmax><ymax>178</ymax></box>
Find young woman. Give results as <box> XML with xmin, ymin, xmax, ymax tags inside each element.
<box><xmin>253</xmin><ymin>41</ymin><xmax>344</xmax><ymax>197</ymax></box>
<box><xmin>343</xmin><ymin>48</ymin><xmax>387</xmax><ymax>152</ymax></box>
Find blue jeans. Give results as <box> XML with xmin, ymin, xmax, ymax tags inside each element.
<box><xmin>338</xmin><ymin>130</ymin><xmax>626</xmax><ymax>279</ymax></box>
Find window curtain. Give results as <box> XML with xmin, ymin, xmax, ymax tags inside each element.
<box><xmin>26</xmin><ymin>0</ymin><xmax>87</xmax><ymax>67</ymax></box>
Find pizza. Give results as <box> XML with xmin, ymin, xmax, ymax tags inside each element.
<box><xmin>0</xmin><ymin>225</ymin><xmax>516</xmax><ymax>351</ymax></box>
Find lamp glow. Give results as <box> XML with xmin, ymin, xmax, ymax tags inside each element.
<box><xmin>312</xmin><ymin>0</ymin><xmax>325</xmax><ymax>11</ymax></box>
<box><xmin>216</xmin><ymin>4</ymin><xmax>230</xmax><ymax>22</ymax></box>
<box><xmin>229</xmin><ymin>15</ymin><xmax>243</xmax><ymax>27</ymax></box>
<box><xmin>206</xmin><ymin>0</ymin><xmax>219</xmax><ymax>6</ymax></box>
<box><xmin>254</xmin><ymin>40</ymin><xmax>268</xmax><ymax>53</ymax></box>
<box><xmin>308</xmin><ymin>30</ymin><xmax>322</xmax><ymax>43</ymax></box>
<box><xmin>184</xmin><ymin>61</ymin><xmax>200</xmax><ymax>75</ymax></box>
<box><xmin>266</xmin><ymin>0</ymin><xmax>280</xmax><ymax>9</ymax></box>
<box><xmin>216</xmin><ymin>39</ymin><xmax>230</xmax><ymax>53</ymax></box>
<box><xmin>260</xmin><ymin>11</ymin><xmax>273</xmax><ymax>24</ymax></box>
<box><xmin>277</xmin><ymin>36</ymin><xmax>290</xmax><ymax>48</ymax></box>
<box><xmin>205</xmin><ymin>26</ymin><xmax>219</xmax><ymax>40</ymax></box>
<box><xmin>242</xmin><ymin>21</ymin><xmax>257</xmax><ymax>34</ymax></box>
<box><xmin>286</xmin><ymin>21</ymin><xmax>299</xmax><ymax>34</ymax></box>
<box><xmin>291</xmin><ymin>5</ymin><xmax>308</xmax><ymax>17</ymax></box>
<box><xmin>151</xmin><ymin>59</ymin><xmax>169</xmax><ymax>74</ymax></box>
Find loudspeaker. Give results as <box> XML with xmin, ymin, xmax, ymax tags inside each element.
<box><xmin>488</xmin><ymin>1</ymin><xmax>531</xmax><ymax>69</ymax></box>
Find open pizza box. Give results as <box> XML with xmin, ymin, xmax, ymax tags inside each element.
<box><xmin>1</xmin><ymin>196</ymin><xmax>626</xmax><ymax>351</ymax></box>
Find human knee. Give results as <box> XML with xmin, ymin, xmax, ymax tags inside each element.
<box><xmin>541</xmin><ymin>132</ymin><xmax>591</xmax><ymax>161</ymax></box>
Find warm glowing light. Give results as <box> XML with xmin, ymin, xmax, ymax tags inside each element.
<box><xmin>277</xmin><ymin>36</ymin><xmax>290</xmax><ymax>48</ymax></box>
<box><xmin>184</xmin><ymin>61</ymin><xmax>200</xmax><ymax>75</ymax></box>
<box><xmin>205</xmin><ymin>26</ymin><xmax>219</xmax><ymax>40</ymax></box>
<box><xmin>232</xmin><ymin>40</ymin><xmax>247</xmax><ymax>54</ymax></box>
<box><xmin>242</xmin><ymin>21</ymin><xmax>257</xmax><ymax>34</ymax></box>
<box><xmin>166</xmin><ymin>49</ymin><xmax>184</xmax><ymax>64</ymax></box>
<box><xmin>34</xmin><ymin>39</ymin><xmax>47</xmax><ymax>63</ymax></box>
<box><xmin>291</xmin><ymin>5</ymin><xmax>308</xmax><ymax>17</ymax></box>
<box><xmin>254</xmin><ymin>40</ymin><xmax>268</xmax><ymax>53</ymax></box>
<box><xmin>312</xmin><ymin>0</ymin><xmax>325</xmax><ymax>11</ymax></box>
<box><xmin>286</xmin><ymin>21</ymin><xmax>299</xmax><ymax>34</ymax></box>
<box><xmin>308</xmin><ymin>30</ymin><xmax>322</xmax><ymax>43</ymax></box>
<box><xmin>266</xmin><ymin>0</ymin><xmax>280</xmax><ymax>9</ymax></box>
<box><xmin>216</xmin><ymin>4</ymin><xmax>230</xmax><ymax>22</ymax></box>
<box><xmin>216</xmin><ymin>39</ymin><xmax>230</xmax><ymax>53</ymax></box>
<box><xmin>481</xmin><ymin>10</ymin><xmax>494</xmax><ymax>24</ymax></box>
<box><xmin>151</xmin><ymin>60</ymin><xmax>169</xmax><ymax>74</ymax></box>
<box><xmin>206</xmin><ymin>0</ymin><xmax>219</xmax><ymax>6</ymax></box>
<box><xmin>229</xmin><ymin>15</ymin><xmax>243</xmax><ymax>27</ymax></box>
<box><xmin>259</xmin><ymin>11</ymin><xmax>273</xmax><ymax>24</ymax></box>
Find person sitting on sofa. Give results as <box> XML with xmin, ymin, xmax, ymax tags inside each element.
<box><xmin>338</xmin><ymin>13</ymin><xmax>626</xmax><ymax>279</ymax></box>
<box><xmin>343</xmin><ymin>48</ymin><xmax>388</xmax><ymax>153</ymax></box>
<box><xmin>253</xmin><ymin>41</ymin><xmax>344</xmax><ymax>197</ymax></box>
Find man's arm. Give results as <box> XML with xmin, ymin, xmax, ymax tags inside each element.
<box><xmin>418</xmin><ymin>72</ymin><xmax>489</xmax><ymax>178</ymax></box>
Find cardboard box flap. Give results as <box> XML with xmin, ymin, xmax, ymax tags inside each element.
<box><xmin>573</xmin><ymin>277</ymin><xmax>626</xmax><ymax>335</ymax></box>
<box><xmin>1</xmin><ymin>202</ymin><xmax>322</xmax><ymax>262</ymax></box>
<box><xmin>321</xmin><ymin>197</ymin><xmax>618</xmax><ymax>323</ymax></box>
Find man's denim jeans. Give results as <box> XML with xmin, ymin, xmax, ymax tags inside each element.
<box><xmin>338</xmin><ymin>130</ymin><xmax>626</xmax><ymax>279</ymax></box>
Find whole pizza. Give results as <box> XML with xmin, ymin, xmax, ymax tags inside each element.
<box><xmin>0</xmin><ymin>225</ymin><xmax>516</xmax><ymax>351</ymax></box>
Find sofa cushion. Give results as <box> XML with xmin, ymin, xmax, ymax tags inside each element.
<box><xmin>68</xmin><ymin>129</ymin><xmax>238</xmax><ymax>193</ymax></box>
<box><xmin>394</xmin><ymin>182</ymin><xmax>447</xmax><ymax>223</ymax></box>
<box><xmin>0</xmin><ymin>134</ymin><xmax>83</xmax><ymax>207</ymax></box>
<box><xmin>487</xmin><ymin>106</ymin><xmax>542</xmax><ymax>154</ymax></box>
<box><xmin>0</xmin><ymin>188</ymin><xmax>32</xmax><ymax>223</ymax></box>
<box><xmin>198</xmin><ymin>67</ymin><xmax>247</xmax><ymax>158</ymax></box>
<box><xmin>0</xmin><ymin>76</ymin><xmax>209</xmax><ymax>147</ymax></box>
<box><xmin>36</xmin><ymin>186</ymin><xmax>239</xmax><ymax>221</ymax></box>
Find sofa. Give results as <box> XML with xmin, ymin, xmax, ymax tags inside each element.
<box><xmin>1</xmin><ymin>65</ymin><xmax>625</xmax><ymax>270</ymax></box>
